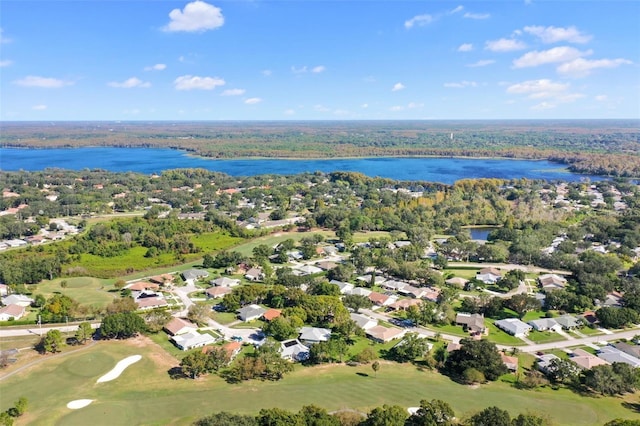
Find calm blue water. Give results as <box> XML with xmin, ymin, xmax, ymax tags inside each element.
<box><xmin>468</xmin><ymin>227</ymin><xmax>496</xmax><ymax>241</ymax></box>
<box><xmin>0</xmin><ymin>147</ymin><xmax>599</xmax><ymax>184</ymax></box>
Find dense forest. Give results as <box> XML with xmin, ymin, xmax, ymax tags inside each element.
<box><xmin>2</xmin><ymin>120</ymin><xmax>639</xmax><ymax>177</ymax></box>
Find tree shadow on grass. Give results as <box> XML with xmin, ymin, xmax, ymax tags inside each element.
<box><xmin>356</xmin><ymin>372</ymin><xmax>369</xmax><ymax>377</ymax></box>
<box><xmin>622</xmin><ymin>402</ymin><xmax>640</xmax><ymax>413</ymax></box>
<box><xmin>167</xmin><ymin>367</ymin><xmax>187</xmax><ymax>380</ymax></box>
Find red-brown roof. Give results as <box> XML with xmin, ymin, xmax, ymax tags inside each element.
<box><xmin>368</xmin><ymin>292</ymin><xmax>390</xmax><ymax>305</ymax></box>
<box><xmin>164</xmin><ymin>317</ymin><xmax>197</xmax><ymax>335</ymax></box>
<box><xmin>128</xmin><ymin>281</ymin><xmax>160</xmax><ymax>291</ymax></box>
<box><xmin>262</xmin><ymin>309</ymin><xmax>282</xmax><ymax>321</ymax></box>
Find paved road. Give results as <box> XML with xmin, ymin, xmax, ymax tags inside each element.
<box><xmin>449</xmin><ymin>262</ymin><xmax>570</xmax><ymax>275</ymax></box>
<box><xmin>0</xmin><ymin>322</ymin><xmax>100</xmax><ymax>338</ymax></box>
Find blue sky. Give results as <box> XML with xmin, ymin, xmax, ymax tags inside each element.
<box><xmin>1</xmin><ymin>0</ymin><xmax>639</xmax><ymax>120</ymax></box>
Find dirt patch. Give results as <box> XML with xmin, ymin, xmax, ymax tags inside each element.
<box><xmin>126</xmin><ymin>335</ymin><xmax>178</xmax><ymax>369</ymax></box>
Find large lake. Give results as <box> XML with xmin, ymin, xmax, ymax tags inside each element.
<box><xmin>0</xmin><ymin>147</ymin><xmax>600</xmax><ymax>184</ymax></box>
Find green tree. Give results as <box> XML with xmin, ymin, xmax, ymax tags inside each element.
<box><xmin>74</xmin><ymin>321</ymin><xmax>93</xmax><ymax>344</ymax></box>
<box><xmin>0</xmin><ymin>412</ymin><xmax>13</xmax><ymax>426</ymax></box>
<box><xmin>12</xmin><ymin>397</ymin><xmax>28</xmax><ymax>417</ymax></box>
<box><xmin>444</xmin><ymin>338</ymin><xmax>507</xmax><ymax>381</ymax></box>
<box><xmin>187</xmin><ymin>303</ymin><xmax>211</xmax><ymax>327</ymax></box>
<box><xmin>299</xmin><ymin>405</ymin><xmax>341</xmax><ymax>426</ymax></box>
<box><xmin>257</xmin><ymin>408</ymin><xmax>304</xmax><ymax>426</ymax></box>
<box><xmin>372</xmin><ymin>360</ymin><xmax>380</xmax><ymax>377</ymax></box>
<box><xmin>41</xmin><ymin>329</ymin><xmax>64</xmax><ymax>353</ymax></box>
<box><xmin>180</xmin><ymin>350</ymin><xmax>211</xmax><ymax>379</ymax></box>
<box><xmin>511</xmin><ymin>413</ymin><xmax>551</xmax><ymax>426</ymax></box>
<box><xmin>406</xmin><ymin>399</ymin><xmax>456</xmax><ymax>426</ymax></box>
<box><xmin>388</xmin><ymin>333</ymin><xmax>430</xmax><ymax>363</ymax></box>
<box><xmin>101</xmin><ymin>312</ymin><xmax>146</xmax><ymax>339</ymax></box>
<box><xmin>263</xmin><ymin>316</ymin><xmax>298</xmax><ymax>341</ymax></box>
<box><xmin>468</xmin><ymin>406</ymin><xmax>511</xmax><ymax>426</ymax></box>
<box><xmin>363</xmin><ymin>404</ymin><xmax>407</xmax><ymax>426</ymax></box>
<box><xmin>193</xmin><ymin>412</ymin><xmax>258</xmax><ymax>426</ymax></box>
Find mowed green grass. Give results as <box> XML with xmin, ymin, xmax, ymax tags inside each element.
<box><xmin>36</xmin><ymin>277</ymin><xmax>117</xmax><ymax>308</ymax></box>
<box><xmin>231</xmin><ymin>230</ymin><xmax>335</xmax><ymax>257</ymax></box>
<box><xmin>1</xmin><ymin>339</ymin><xmax>638</xmax><ymax>426</ymax></box>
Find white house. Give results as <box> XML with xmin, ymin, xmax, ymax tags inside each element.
<box><xmin>238</xmin><ymin>304</ymin><xmax>267</xmax><ymax>322</ymax></box>
<box><xmin>280</xmin><ymin>339</ymin><xmax>310</xmax><ymax>362</ymax></box>
<box><xmin>1</xmin><ymin>294</ymin><xmax>33</xmax><ymax>307</ymax></box>
<box><xmin>528</xmin><ymin>318</ymin><xmax>562</xmax><ymax>332</ymax></box>
<box><xmin>171</xmin><ymin>331</ymin><xmax>217</xmax><ymax>351</ymax></box>
<box><xmin>299</xmin><ymin>326</ymin><xmax>332</xmax><ymax>345</ymax></box>
<box><xmin>210</xmin><ymin>277</ymin><xmax>240</xmax><ymax>287</ymax></box>
<box><xmin>350</xmin><ymin>313</ymin><xmax>377</xmax><ymax>330</ymax></box>
<box><xmin>495</xmin><ymin>318</ymin><xmax>532</xmax><ymax>338</ymax></box>
<box><xmin>477</xmin><ymin>267</ymin><xmax>502</xmax><ymax>284</ymax></box>
<box><xmin>0</xmin><ymin>304</ymin><xmax>25</xmax><ymax>321</ymax></box>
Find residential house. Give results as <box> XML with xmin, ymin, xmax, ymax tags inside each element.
<box><xmin>528</xmin><ymin>318</ymin><xmax>562</xmax><ymax>332</ymax></box>
<box><xmin>1</xmin><ymin>294</ymin><xmax>33</xmax><ymax>307</ymax></box>
<box><xmin>455</xmin><ymin>313</ymin><xmax>487</xmax><ymax>336</ymax></box>
<box><xmin>295</xmin><ymin>264</ymin><xmax>323</xmax><ymax>276</ymax></box>
<box><xmin>205</xmin><ymin>286</ymin><xmax>233</xmax><ymax>299</ymax></box>
<box><xmin>597</xmin><ymin>346</ymin><xmax>640</xmax><ymax>367</ymax></box>
<box><xmin>0</xmin><ymin>304</ymin><xmax>25</xmax><ymax>321</ymax></box>
<box><xmin>445</xmin><ymin>277</ymin><xmax>468</xmax><ymax>289</ymax></box>
<box><xmin>350</xmin><ymin>313</ymin><xmax>377</xmax><ymax>330</ymax></box>
<box><xmin>171</xmin><ymin>331</ymin><xmax>216</xmax><ymax>351</ymax></box>
<box><xmin>299</xmin><ymin>326</ymin><xmax>332</xmax><ymax>345</ymax></box>
<box><xmin>135</xmin><ymin>294</ymin><xmax>168</xmax><ymax>310</ymax></box>
<box><xmin>365</xmin><ymin>325</ymin><xmax>405</xmax><ymax>343</ymax></box>
<box><xmin>368</xmin><ymin>292</ymin><xmax>397</xmax><ymax>307</ymax></box>
<box><xmin>477</xmin><ymin>267</ymin><xmax>502</xmax><ymax>284</ymax></box>
<box><xmin>537</xmin><ymin>353</ymin><xmax>561</xmax><ymax>373</ymax></box>
<box><xmin>538</xmin><ymin>274</ymin><xmax>567</xmax><ymax>291</ymax></box>
<box><xmin>555</xmin><ymin>315</ymin><xmax>581</xmax><ymax>330</ymax></box>
<box><xmin>164</xmin><ymin>317</ymin><xmax>198</xmax><ymax>336</ymax></box>
<box><xmin>356</xmin><ymin>275</ymin><xmax>386</xmax><ymax>286</ymax></box>
<box><xmin>495</xmin><ymin>318</ymin><xmax>532</xmax><ymax>338</ymax></box>
<box><xmin>127</xmin><ymin>281</ymin><xmax>160</xmax><ymax>292</ymax></box>
<box><xmin>182</xmin><ymin>269</ymin><xmax>209</xmax><ymax>284</ymax></box>
<box><xmin>382</xmin><ymin>280</ymin><xmax>409</xmax><ymax>292</ymax></box>
<box><xmin>570</xmin><ymin>349</ymin><xmax>609</xmax><ymax>370</ymax></box>
<box><xmin>149</xmin><ymin>274</ymin><xmax>174</xmax><ymax>286</ymax></box>
<box><xmin>279</xmin><ymin>339</ymin><xmax>310</xmax><ymax>362</ymax></box>
<box><xmin>501</xmin><ymin>354</ymin><xmax>519</xmax><ymax>372</ymax></box>
<box><xmin>209</xmin><ymin>277</ymin><xmax>240</xmax><ymax>287</ymax></box>
<box><xmin>613</xmin><ymin>342</ymin><xmax>640</xmax><ymax>359</ymax></box>
<box><xmin>446</xmin><ymin>342</ymin><xmax>462</xmax><ymax>352</ymax></box>
<box><xmin>389</xmin><ymin>298</ymin><xmax>422</xmax><ymax>311</ymax></box>
<box><xmin>331</xmin><ymin>280</ymin><xmax>354</xmax><ymax>295</ymax></box>
<box><xmin>238</xmin><ymin>304</ymin><xmax>267</xmax><ymax>322</ymax></box>
<box><xmin>262</xmin><ymin>308</ymin><xmax>282</xmax><ymax>322</ymax></box>
<box><xmin>244</xmin><ymin>267</ymin><xmax>264</xmax><ymax>282</ymax></box>
<box><xmin>350</xmin><ymin>287</ymin><xmax>372</xmax><ymax>298</ymax></box>
<box><xmin>580</xmin><ymin>311</ymin><xmax>598</xmax><ymax>326</ymax></box>
<box><xmin>398</xmin><ymin>286</ymin><xmax>428</xmax><ymax>299</ymax></box>
<box><xmin>600</xmin><ymin>291</ymin><xmax>623</xmax><ymax>308</ymax></box>
<box><xmin>221</xmin><ymin>341</ymin><xmax>242</xmax><ymax>361</ymax></box>
<box><xmin>315</xmin><ymin>261</ymin><xmax>338</xmax><ymax>271</ymax></box>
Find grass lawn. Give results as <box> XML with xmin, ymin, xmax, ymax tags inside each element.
<box><xmin>191</xmin><ymin>233</ymin><xmax>244</xmax><ymax>253</ymax></box>
<box><xmin>521</xmin><ymin>311</ymin><xmax>548</xmax><ymax>322</ymax></box>
<box><xmin>231</xmin><ymin>230</ymin><xmax>335</xmax><ymax>257</ymax></box>
<box><xmin>485</xmin><ymin>320</ymin><xmax>526</xmax><ymax>346</ymax></box>
<box><xmin>528</xmin><ymin>330</ymin><xmax>567</xmax><ymax>344</ymax></box>
<box><xmin>36</xmin><ymin>277</ymin><xmax>117</xmax><ymax>309</ymax></box>
<box><xmin>1</xmin><ymin>337</ymin><xmax>638</xmax><ymax>426</ymax></box>
<box><xmin>427</xmin><ymin>324</ymin><xmax>469</xmax><ymax>337</ymax></box>
<box><xmin>210</xmin><ymin>312</ymin><xmax>237</xmax><ymax>325</ymax></box>
<box><xmin>443</xmin><ymin>268</ymin><xmax>481</xmax><ymax>280</ymax></box>
<box><xmin>578</xmin><ymin>327</ymin><xmax>603</xmax><ymax>336</ymax></box>
<box><xmin>351</xmin><ymin>231</ymin><xmax>397</xmax><ymax>243</ymax></box>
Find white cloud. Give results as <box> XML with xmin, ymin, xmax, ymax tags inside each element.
<box><xmin>291</xmin><ymin>66</ymin><xmax>308</xmax><ymax>74</ymax></box>
<box><xmin>512</xmin><ymin>46</ymin><xmax>591</xmax><ymax>68</ymax></box>
<box><xmin>405</xmin><ymin>14</ymin><xmax>433</xmax><ymax>29</ymax></box>
<box><xmin>144</xmin><ymin>63</ymin><xmax>166</xmax><ymax>71</ymax></box>
<box><xmin>0</xmin><ymin>60</ymin><xmax>13</xmax><ymax>67</ymax></box>
<box><xmin>293</xmin><ymin>65</ymin><xmax>326</xmax><ymax>74</ymax></box>
<box><xmin>523</xmin><ymin>25</ymin><xmax>592</xmax><ymax>44</ymax></box>
<box><xmin>449</xmin><ymin>5</ymin><xmax>464</xmax><ymax>14</ymax></box>
<box><xmin>557</xmin><ymin>57</ymin><xmax>632</xmax><ymax>78</ymax></box>
<box><xmin>244</xmin><ymin>97</ymin><xmax>262</xmax><ymax>105</ymax></box>
<box><xmin>390</xmin><ymin>105</ymin><xmax>404</xmax><ymax>111</ymax></box>
<box><xmin>312</xmin><ymin>65</ymin><xmax>326</xmax><ymax>73</ymax></box>
<box><xmin>32</xmin><ymin>104</ymin><xmax>47</xmax><ymax>110</ymax></box>
<box><xmin>485</xmin><ymin>38</ymin><xmax>527</xmax><ymax>52</ymax></box>
<box><xmin>457</xmin><ymin>43</ymin><xmax>473</xmax><ymax>52</ymax></box>
<box><xmin>407</xmin><ymin>102</ymin><xmax>424</xmax><ymax>109</ymax></box>
<box><xmin>262</xmin><ymin>69</ymin><xmax>272</xmax><ymax>76</ymax></box>
<box><xmin>507</xmin><ymin>79</ymin><xmax>568</xmax><ymax>98</ymax></box>
<box><xmin>108</xmin><ymin>77</ymin><xmax>151</xmax><ymax>88</ymax></box>
<box><xmin>13</xmin><ymin>76</ymin><xmax>73</xmax><ymax>88</ymax></box>
<box><xmin>163</xmin><ymin>1</ymin><xmax>224</xmax><ymax>33</ymax></box>
<box><xmin>595</xmin><ymin>95</ymin><xmax>608</xmax><ymax>102</ymax></box>
<box><xmin>361</xmin><ymin>103</ymin><xmax>369</xmax><ymax>108</ymax></box>
<box><xmin>221</xmin><ymin>88</ymin><xmax>245</xmax><ymax>96</ymax></box>
<box><xmin>466</xmin><ymin>59</ymin><xmax>495</xmax><ymax>67</ymax></box>
<box><xmin>284</xmin><ymin>109</ymin><xmax>295</xmax><ymax>115</ymax></box>
<box><xmin>531</xmin><ymin>102</ymin><xmax>556</xmax><ymax>110</ymax></box>
<box><xmin>174</xmin><ymin>75</ymin><xmax>225</xmax><ymax>90</ymax></box>
<box><xmin>392</xmin><ymin>82</ymin><xmax>405</xmax><ymax>91</ymax></box>
<box><xmin>444</xmin><ymin>80</ymin><xmax>478</xmax><ymax>88</ymax></box>
<box><xmin>464</xmin><ymin>12</ymin><xmax>490</xmax><ymax>19</ymax></box>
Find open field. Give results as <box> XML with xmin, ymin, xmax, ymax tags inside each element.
<box><xmin>36</xmin><ymin>277</ymin><xmax>117</xmax><ymax>309</ymax></box>
<box><xmin>231</xmin><ymin>230</ymin><xmax>335</xmax><ymax>257</ymax></box>
<box><xmin>1</xmin><ymin>337</ymin><xmax>638</xmax><ymax>426</ymax></box>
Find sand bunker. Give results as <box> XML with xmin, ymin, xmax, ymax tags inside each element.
<box><xmin>96</xmin><ymin>355</ymin><xmax>142</xmax><ymax>383</ymax></box>
<box><xmin>67</xmin><ymin>399</ymin><xmax>94</xmax><ymax>409</ymax></box>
